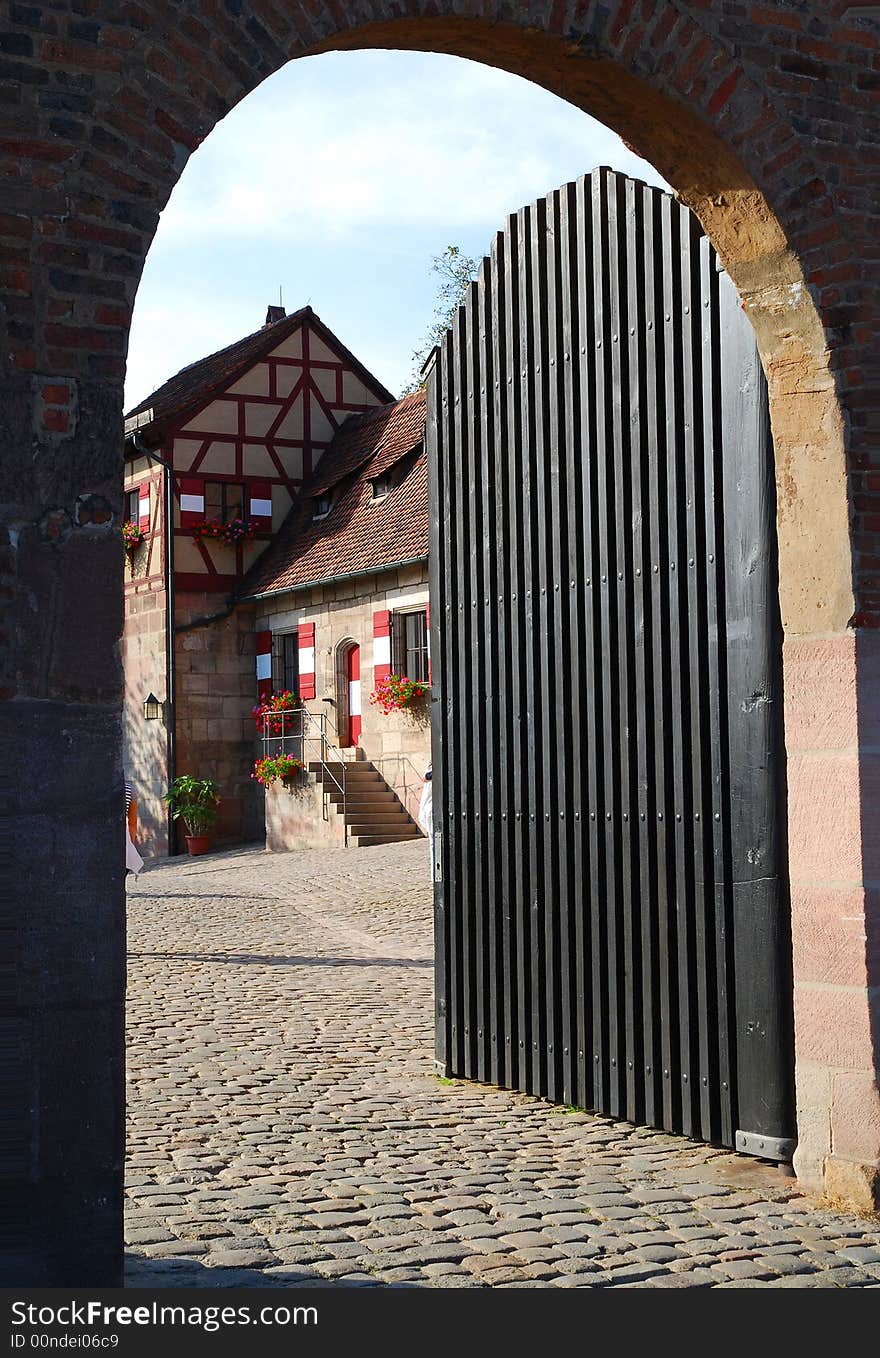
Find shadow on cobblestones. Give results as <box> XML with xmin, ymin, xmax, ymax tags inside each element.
<box><xmin>130</xmin><ymin>952</ymin><xmax>433</xmax><ymax>969</ymax></box>
<box><xmin>124</xmin><ymin>1254</ymin><xmax>406</xmax><ymax>1289</ymax></box>
<box><xmin>124</xmin><ymin>843</ymin><xmax>880</xmax><ymax>1290</ymax></box>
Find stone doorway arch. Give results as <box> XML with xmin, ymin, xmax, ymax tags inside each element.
<box><xmin>4</xmin><ymin>3</ymin><xmax>877</xmax><ymax>1284</ymax></box>
<box><xmin>334</xmin><ymin>637</ymin><xmax>361</xmax><ymax>752</ymax></box>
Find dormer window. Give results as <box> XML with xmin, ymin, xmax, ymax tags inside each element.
<box><xmin>371</xmin><ymin>471</ymin><xmax>393</xmax><ymax>501</ymax></box>
<box><xmin>312</xmin><ymin>492</ymin><xmax>333</xmax><ymax>520</ymax></box>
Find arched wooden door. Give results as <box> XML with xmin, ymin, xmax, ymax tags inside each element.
<box><xmin>344</xmin><ymin>643</ymin><xmax>361</xmax><ymax>749</ymax></box>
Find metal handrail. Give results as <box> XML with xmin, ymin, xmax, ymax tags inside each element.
<box><xmin>261</xmin><ymin>706</ymin><xmax>348</xmax><ymax>846</ymax></box>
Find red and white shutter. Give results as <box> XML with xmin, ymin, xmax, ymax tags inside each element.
<box><xmin>179</xmin><ymin>476</ymin><xmax>205</xmax><ymax>528</ymax></box>
<box><xmin>255</xmin><ymin>629</ymin><xmax>272</xmax><ymax>700</ymax></box>
<box><xmin>248</xmin><ymin>481</ymin><xmax>273</xmax><ymax>532</ymax></box>
<box><xmin>373</xmin><ymin>609</ymin><xmax>392</xmax><ymax>684</ymax></box>
<box><xmin>137</xmin><ymin>484</ymin><xmax>151</xmax><ymax>533</ymax></box>
<box><xmin>298</xmin><ymin>621</ymin><xmax>316</xmax><ymax>700</ymax></box>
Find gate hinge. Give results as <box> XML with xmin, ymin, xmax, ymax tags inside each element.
<box><xmin>735</xmin><ymin>1129</ymin><xmax>796</xmax><ymax>1163</ymax></box>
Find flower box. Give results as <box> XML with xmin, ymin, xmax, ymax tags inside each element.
<box><xmin>369</xmin><ymin>674</ymin><xmax>431</xmax><ymax>715</ymax></box>
<box><xmin>252</xmin><ymin>754</ymin><xmax>306</xmax><ymax>787</ymax></box>
<box><xmin>193</xmin><ymin>516</ymin><xmax>258</xmax><ymax>547</ymax></box>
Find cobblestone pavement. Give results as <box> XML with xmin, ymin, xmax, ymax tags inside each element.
<box><xmin>125</xmin><ymin>842</ymin><xmax>880</xmax><ymax>1289</ymax></box>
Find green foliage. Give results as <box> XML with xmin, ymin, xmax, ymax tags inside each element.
<box><xmin>401</xmin><ymin>245</ymin><xmax>480</xmax><ymax>394</ymax></box>
<box><xmin>165</xmin><ymin>774</ymin><xmax>220</xmax><ymax>836</ymax></box>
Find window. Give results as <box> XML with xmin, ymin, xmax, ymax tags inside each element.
<box><xmin>282</xmin><ymin>632</ymin><xmax>299</xmax><ymax>695</ymax></box>
<box><xmin>312</xmin><ymin>492</ymin><xmax>332</xmax><ymax>519</ymax></box>
<box><xmin>204</xmin><ymin>481</ymin><xmax>245</xmax><ymax>524</ymax></box>
<box><xmin>272</xmin><ymin>631</ymin><xmax>300</xmax><ymax>697</ymax></box>
<box><xmin>125</xmin><ymin>487</ymin><xmax>140</xmax><ymax>523</ymax></box>
<box><xmin>371</xmin><ymin>471</ymin><xmax>393</xmax><ymax>501</ymax></box>
<box><xmin>393</xmin><ymin>609</ymin><xmax>429</xmax><ymax>683</ymax></box>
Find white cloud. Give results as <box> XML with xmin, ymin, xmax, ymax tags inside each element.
<box><xmin>127</xmin><ymin>50</ymin><xmax>669</xmax><ymax>409</ymax></box>
<box><xmin>156</xmin><ymin>51</ymin><xmax>665</xmax><ymax>245</ymax></box>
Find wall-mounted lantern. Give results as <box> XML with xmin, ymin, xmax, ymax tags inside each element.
<box><xmin>143</xmin><ymin>692</ymin><xmax>162</xmax><ymax>721</ymax></box>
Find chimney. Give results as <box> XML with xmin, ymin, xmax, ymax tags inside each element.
<box><xmin>265</xmin><ymin>304</ymin><xmax>286</xmax><ymax>326</ymax></box>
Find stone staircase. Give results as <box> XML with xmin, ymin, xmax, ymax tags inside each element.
<box><xmin>308</xmin><ymin>759</ymin><xmax>425</xmax><ymax>848</ymax></box>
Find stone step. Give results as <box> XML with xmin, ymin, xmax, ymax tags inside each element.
<box><xmin>349</xmin><ymin>829</ymin><xmax>425</xmax><ymax>847</ymax></box>
<box><xmin>309</xmin><ymin>761</ymin><xmax>380</xmax><ymax>778</ymax></box>
<box><xmin>325</xmin><ymin>788</ymin><xmax>400</xmax><ymax>806</ymax></box>
<box><xmin>342</xmin><ymin>805</ymin><xmax>410</xmax><ymax>821</ymax></box>
<box><xmin>346</xmin><ymin>817</ymin><xmax>417</xmax><ymax>835</ymax></box>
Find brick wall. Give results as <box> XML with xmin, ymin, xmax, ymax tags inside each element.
<box><xmin>174</xmin><ymin>592</ymin><xmax>261</xmax><ymax>848</ymax></box>
<box><xmin>3</xmin><ymin>1</ymin><xmax>879</xmax><ymax>1279</ymax></box>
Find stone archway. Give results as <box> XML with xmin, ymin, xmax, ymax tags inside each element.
<box><xmin>4</xmin><ymin>3</ymin><xmax>877</xmax><ymax>1283</ymax></box>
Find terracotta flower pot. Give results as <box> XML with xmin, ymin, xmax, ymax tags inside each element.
<box><xmin>185</xmin><ymin>834</ymin><xmax>212</xmax><ymax>856</ymax></box>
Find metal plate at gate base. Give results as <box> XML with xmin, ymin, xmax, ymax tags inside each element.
<box><xmin>735</xmin><ymin>1129</ymin><xmax>796</xmax><ymax>1162</ymax></box>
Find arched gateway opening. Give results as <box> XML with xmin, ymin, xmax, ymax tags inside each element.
<box><xmin>5</xmin><ymin>5</ymin><xmax>877</xmax><ymax>1286</ymax></box>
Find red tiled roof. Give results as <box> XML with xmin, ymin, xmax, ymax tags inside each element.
<box><xmin>124</xmin><ymin>306</ymin><xmax>395</xmax><ymax>440</ymax></box>
<box><xmin>240</xmin><ymin>388</ymin><xmax>428</xmax><ymax>597</ymax></box>
<box><xmin>308</xmin><ymin>388</ymin><xmax>428</xmax><ymax>495</ymax></box>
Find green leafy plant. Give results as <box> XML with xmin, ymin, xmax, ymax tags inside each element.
<box><xmin>251</xmin><ymin>754</ymin><xmax>305</xmax><ymax>787</ymax></box>
<box><xmin>401</xmin><ymin>245</ymin><xmax>480</xmax><ymax>394</ymax></box>
<box><xmin>165</xmin><ymin>774</ymin><xmax>220</xmax><ymax>835</ymax></box>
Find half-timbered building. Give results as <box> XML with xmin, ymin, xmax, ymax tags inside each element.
<box><xmin>241</xmin><ymin>388</ymin><xmax>431</xmax><ymax>850</ymax></box>
<box><xmin>123</xmin><ymin>304</ymin><xmax>400</xmax><ymax>852</ymax></box>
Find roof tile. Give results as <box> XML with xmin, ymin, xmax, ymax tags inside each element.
<box><xmin>241</xmin><ymin>388</ymin><xmax>428</xmax><ymax>597</ymax></box>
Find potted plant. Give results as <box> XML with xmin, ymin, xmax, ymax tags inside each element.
<box><xmin>122</xmin><ymin>519</ymin><xmax>147</xmax><ymax>553</ymax></box>
<box><xmin>251</xmin><ymin>689</ymin><xmax>300</xmax><ymax>736</ymax></box>
<box><xmin>165</xmin><ymin>774</ymin><xmax>220</xmax><ymax>856</ymax></box>
<box><xmin>193</xmin><ymin>516</ymin><xmax>257</xmax><ymax>547</ymax></box>
<box><xmin>369</xmin><ymin>673</ymin><xmax>431</xmax><ymax>715</ymax></box>
<box><xmin>251</xmin><ymin>754</ymin><xmax>305</xmax><ymax>787</ymax></box>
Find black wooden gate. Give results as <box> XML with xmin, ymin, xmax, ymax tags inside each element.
<box><xmin>426</xmin><ymin>168</ymin><xmax>795</xmax><ymax>1155</ymax></box>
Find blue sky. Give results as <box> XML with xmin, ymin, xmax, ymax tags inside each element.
<box><xmin>126</xmin><ymin>50</ymin><xmax>667</xmax><ymax>410</ymax></box>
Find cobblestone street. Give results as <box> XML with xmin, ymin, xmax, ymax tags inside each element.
<box><xmin>125</xmin><ymin>843</ymin><xmax>880</xmax><ymax>1289</ymax></box>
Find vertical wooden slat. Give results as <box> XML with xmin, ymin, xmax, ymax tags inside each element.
<box><xmin>577</xmin><ymin>173</ymin><xmax>604</xmax><ymax>1116</ymax></box>
<box><xmin>592</xmin><ymin>168</ymin><xmax>623</xmax><ymax>1116</ymax></box>
<box><xmin>530</xmin><ymin>191</ymin><xmax>560</xmax><ymax>1102</ymax></box>
<box><xmin>491</xmin><ymin>229</ymin><xmax>514</xmax><ymax>1090</ymax></box>
<box><xmin>644</xmin><ymin>185</ymin><xmax>675</xmax><ymax>1132</ymax></box>
<box><xmin>445</xmin><ymin>320</ymin><xmax>464</xmax><ymax>1078</ymax></box>
<box><xmin>607</xmin><ymin>170</ymin><xmax>640</xmax><ymax>1123</ymax></box>
<box><xmin>680</xmin><ymin>216</ymin><xmax>714</xmax><ymax>1141</ymax></box>
<box><xmin>505</xmin><ymin>211</ymin><xmax>530</xmax><ymax>1093</ymax></box>
<box><xmin>475</xmin><ymin>257</ymin><xmax>500</xmax><ymax>1089</ymax></box>
<box><xmin>462</xmin><ymin>280</ymin><xmax>484</xmax><ymax>1081</ymax></box>
<box><xmin>661</xmin><ymin>193</ymin><xmax>691</xmax><ymax>1137</ymax></box>
<box><xmin>452</xmin><ymin>300</ymin><xmax>476</xmax><ymax>1078</ymax></box>
<box><xmin>556</xmin><ymin>182</ymin><xmax>581</xmax><ymax>1107</ymax></box>
<box><xmin>625</xmin><ymin>176</ymin><xmax>653</xmax><ymax>1129</ymax></box>
<box><xmin>426</xmin><ymin>333</ymin><xmax>448</xmax><ymax>1075</ymax></box>
<box><xmin>520</xmin><ymin>200</ymin><xmax>545</xmax><ymax>1096</ymax></box>
<box><xmin>700</xmin><ymin>239</ymin><xmax>735</xmax><ymax>1144</ymax></box>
